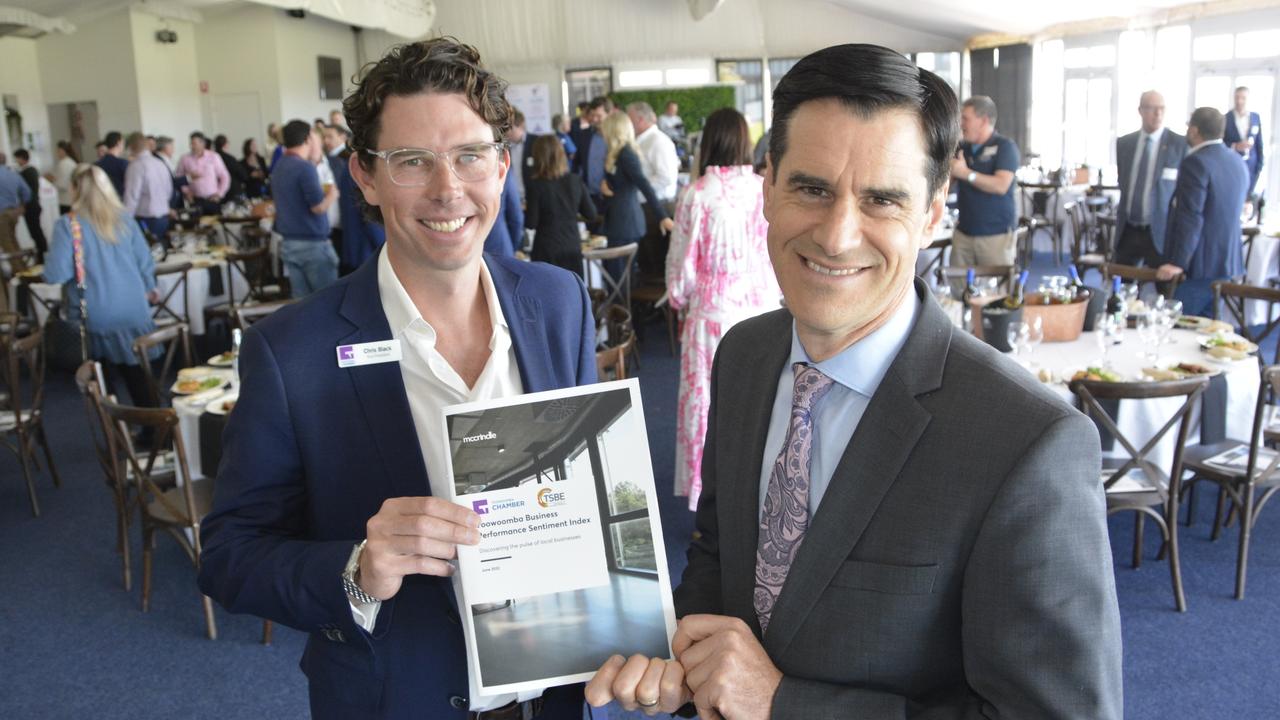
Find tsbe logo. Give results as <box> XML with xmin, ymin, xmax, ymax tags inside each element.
<box><xmin>472</xmin><ymin>499</ymin><xmax>489</xmax><ymax>515</ymax></box>
<box><xmin>537</xmin><ymin>487</ymin><xmax>568</xmax><ymax>508</ymax></box>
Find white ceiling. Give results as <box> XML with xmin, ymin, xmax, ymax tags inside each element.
<box><xmin>0</xmin><ymin>0</ymin><xmax>1237</xmax><ymax>41</ymax></box>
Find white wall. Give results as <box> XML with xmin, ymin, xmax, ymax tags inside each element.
<box><xmin>195</xmin><ymin>3</ymin><xmax>281</xmax><ymax>151</ymax></box>
<box><xmin>36</xmin><ymin>7</ymin><xmax>142</xmax><ymax>138</ymax></box>
<box><xmin>0</xmin><ymin>37</ymin><xmax>52</xmax><ymax>169</ymax></box>
<box><xmin>272</xmin><ymin>10</ymin><xmax>358</xmax><ymax>126</ymax></box>
<box><xmin>131</xmin><ymin>10</ymin><xmax>202</xmax><ymax>138</ymax></box>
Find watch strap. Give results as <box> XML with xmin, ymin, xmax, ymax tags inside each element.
<box><xmin>343</xmin><ymin>574</ymin><xmax>380</xmax><ymax>605</ymax></box>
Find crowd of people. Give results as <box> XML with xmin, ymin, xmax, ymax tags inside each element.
<box><xmin>947</xmin><ymin>88</ymin><xmax>1259</xmax><ymax>317</ymax></box>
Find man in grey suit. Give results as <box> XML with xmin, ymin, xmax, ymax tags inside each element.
<box><xmin>586</xmin><ymin>43</ymin><xmax>1123</xmax><ymax>719</ymax></box>
<box><xmin>1115</xmin><ymin>90</ymin><xmax>1186</xmax><ymax>267</ymax></box>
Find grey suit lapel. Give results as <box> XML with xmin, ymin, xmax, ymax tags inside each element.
<box><xmin>762</xmin><ymin>281</ymin><xmax>950</xmax><ymax>658</ymax></box>
<box><xmin>721</xmin><ymin>310</ymin><xmax>792</xmax><ymax>630</ymax></box>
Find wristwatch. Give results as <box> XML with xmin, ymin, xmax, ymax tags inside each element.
<box><xmin>966</xmin><ymin>170</ymin><xmax>977</xmax><ymax>184</ymax></box>
<box><xmin>342</xmin><ymin>540</ymin><xmax>380</xmax><ymax>605</ymax></box>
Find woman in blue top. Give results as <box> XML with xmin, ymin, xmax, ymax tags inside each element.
<box><xmin>44</xmin><ymin>163</ymin><xmax>159</xmax><ymax>406</ymax></box>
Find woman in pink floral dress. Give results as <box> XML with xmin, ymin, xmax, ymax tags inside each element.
<box><xmin>667</xmin><ymin>108</ymin><xmax>780</xmax><ymax>510</ymax></box>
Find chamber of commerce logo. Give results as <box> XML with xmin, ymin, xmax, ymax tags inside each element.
<box><xmin>338</xmin><ymin>345</ymin><xmax>355</xmax><ymax>361</ymax></box>
<box><xmin>537</xmin><ymin>487</ymin><xmax>568</xmax><ymax>508</ymax></box>
<box><xmin>472</xmin><ymin>499</ymin><xmax>489</xmax><ymax>514</ymax></box>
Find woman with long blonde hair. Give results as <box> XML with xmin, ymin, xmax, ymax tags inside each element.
<box><xmin>599</xmin><ymin>112</ymin><xmax>673</xmax><ymax>279</ymax></box>
<box><xmin>43</xmin><ymin>164</ymin><xmax>159</xmax><ymax>408</ymax></box>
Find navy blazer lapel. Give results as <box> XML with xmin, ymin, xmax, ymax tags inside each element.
<box><xmin>336</xmin><ymin>253</ymin><xmax>431</xmax><ymax>500</ymax></box>
<box><xmin>721</xmin><ymin>311</ymin><xmax>792</xmax><ymax>632</ymax></box>
<box><xmin>763</xmin><ymin>282</ymin><xmax>947</xmax><ymax>658</ymax></box>
<box><xmin>487</xmin><ymin>255</ymin><xmax>556</xmax><ymax>393</ymax></box>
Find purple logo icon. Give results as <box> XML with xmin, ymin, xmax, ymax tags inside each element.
<box><xmin>338</xmin><ymin>345</ymin><xmax>355</xmax><ymax>362</ymax></box>
<box><xmin>472</xmin><ymin>499</ymin><xmax>489</xmax><ymax>515</ymax></box>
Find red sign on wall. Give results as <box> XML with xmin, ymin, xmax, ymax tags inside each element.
<box><xmin>199</xmin><ymin>81</ymin><xmax>209</xmax><ymax>94</ymax></box>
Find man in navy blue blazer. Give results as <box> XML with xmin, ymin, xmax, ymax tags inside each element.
<box><xmin>1157</xmin><ymin>107</ymin><xmax>1250</xmax><ymax>316</ymax></box>
<box><xmin>198</xmin><ymin>38</ymin><xmax>595</xmax><ymax>720</ymax></box>
<box><xmin>1223</xmin><ymin>86</ymin><xmax>1264</xmax><ymax>198</ymax></box>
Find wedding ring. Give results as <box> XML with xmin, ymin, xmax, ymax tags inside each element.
<box><xmin>637</xmin><ymin>697</ymin><xmax>659</xmax><ymax>708</ymax></box>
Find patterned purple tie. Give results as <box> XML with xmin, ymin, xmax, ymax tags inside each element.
<box><xmin>754</xmin><ymin>363</ymin><xmax>835</xmax><ymax>634</ymax></box>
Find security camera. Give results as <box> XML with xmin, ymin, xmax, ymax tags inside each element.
<box><xmin>155</xmin><ymin>29</ymin><xmax>177</xmax><ymax>43</ymax></box>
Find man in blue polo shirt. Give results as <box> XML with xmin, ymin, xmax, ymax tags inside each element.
<box><xmin>272</xmin><ymin>119</ymin><xmax>338</xmax><ymax>297</ymax></box>
<box><xmin>950</xmin><ymin>95</ymin><xmax>1020</xmax><ymax>266</ymax></box>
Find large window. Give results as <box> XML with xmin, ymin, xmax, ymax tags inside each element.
<box><xmin>565</xmin><ymin>67</ymin><xmax>612</xmax><ymax>110</ymax></box>
<box><xmin>592</xmin><ymin>414</ymin><xmax>655</xmax><ymax>574</ymax></box>
<box><xmin>915</xmin><ymin>52</ymin><xmax>961</xmax><ymax>91</ymax></box>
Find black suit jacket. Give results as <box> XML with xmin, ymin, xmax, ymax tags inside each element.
<box><xmin>675</xmin><ymin>281</ymin><xmax>1124</xmax><ymax>718</ymax></box>
<box><xmin>602</xmin><ymin>146</ymin><xmax>666</xmax><ymax>243</ymax></box>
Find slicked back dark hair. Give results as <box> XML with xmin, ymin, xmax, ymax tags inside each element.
<box><xmin>282</xmin><ymin>120</ymin><xmax>312</xmax><ymax>148</ymax></box>
<box><xmin>1189</xmin><ymin>106</ymin><xmax>1226</xmax><ymax>141</ymax></box>
<box><xmin>768</xmin><ymin>43</ymin><xmax>959</xmax><ymax>199</ymax></box>
<box><xmin>343</xmin><ymin>36</ymin><xmax>512</xmax><ymax>223</ymax></box>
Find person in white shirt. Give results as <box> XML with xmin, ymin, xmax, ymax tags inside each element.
<box><xmin>626</xmin><ymin>101</ymin><xmax>679</xmax><ymax>205</ymax></box>
<box><xmin>197</xmin><ymin>36</ymin><xmax>595</xmax><ymax>720</ymax></box>
<box><xmin>656</xmin><ymin>100</ymin><xmax>684</xmax><ymax>140</ymax></box>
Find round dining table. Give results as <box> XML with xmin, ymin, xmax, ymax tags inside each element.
<box><xmin>1012</xmin><ymin>324</ymin><xmax>1261</xmax><ymax>473</ymax></box>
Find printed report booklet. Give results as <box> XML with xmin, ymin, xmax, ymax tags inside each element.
<box><xmin>442</xmin><ymin>379</ymin><xmax>677</xmax><ymax>695</ymax></box>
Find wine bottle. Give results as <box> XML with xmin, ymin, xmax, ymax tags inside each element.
<box><xmin>1105</xmin><ymin>276</ymin><xmax>1126</xmax><ymax>322</ymax></box>
<box><xmin>1005</xmin><ymin>270</ymin><xmax>1029</xmax><ymax>309</ymax></box>
<box><xmin>960</xmin><ymin>268</ymin><xmax>979</xmax><ymax>330</ymax></box>
<box><xmin>1067</xmin><ymin>265</ymin><xmax>1086</xmax><ymax>300</ymax></box>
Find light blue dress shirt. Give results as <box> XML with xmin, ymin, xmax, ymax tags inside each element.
<box><xmin>0</xmin><ymin>165</ymin><xmax>32</xmax><ymax>210</ymax></box>
<box><xmin>758</xmin><ymin>288</ymin><xmax>920</xmax><ymax>518</ymax></box>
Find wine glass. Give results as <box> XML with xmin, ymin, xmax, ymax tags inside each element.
<box><xmin>1094</xmin><ymin>314</ymin><xmax>1114</xmax><ymax>363</ymax></box>
<box><xmin>1025</xmin><ymin>316</ymin><xmax>1044</xmax><ymax>356</ymax></box>
<box><xmin>1135</xmin><ymin>313</ymin><xmax>1158</xmax><ymax>363</ymax></box>
<box><xmin>1007</xmin><ymin>321</ymin><xmax>1029</xmax><ymax>360</ymax></box>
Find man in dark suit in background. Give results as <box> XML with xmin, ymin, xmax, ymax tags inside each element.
<box><xmin>588</xmin><ymin>43</ymin><xmax>1122</xmax><ymax>720</ymax></box>
<box><xmin>95</xmin><ymin>131</ymin><xmax>129</xmax><ymax>198</ymax></box>
<box><xmin>1115</xmin><ymin>90</ymin><xmax>1186</xmax><ymax>267</ymax></box>
<box><xmin>1158</xmin><ymin>107</ymin><xmax>1250</xmax><ymax>316</ymax></box>
<box><xmin>198</xmin><ymin>38</ymin><xmax>594</xmax><ymax>720</ymax></box>
<box><xmin>1223</xmin><ymin>85</ymin><xmax>1264</xmax><ymax>200</ymax></box>
<box><xmin>12</xmin><ymin>149</ymin><xmax>46</xmax><ymax>263</ymax></box>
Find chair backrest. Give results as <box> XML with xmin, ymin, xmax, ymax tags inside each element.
<box><xmin>98</xmin><ymin>397</ymin><xmax>200</xmax><ymax>543</ymax></box>
<box><xmin>595</xmin><ymin>335</ymin><xmax>633</xmax><ymax>381</ymax></box>
<box><xmin>1237</xmin><ymin>364</ymin><xmax>1280</xmax><ymax>481</ymax></box>
<box><xmin>1212</xmin><ymin>281</ymin><xmax>1280</xmax><ymax>366</ymax></box>
<box><xmin>587</xmin><ymin>242</ymin><xmax>638</xmax><ymax>321</ymax></box>
<box><xmin>74</xmin><ymin>359</ymin><xmax>121</xmax><ymax>490</ymax></box>
<box><xmin>233</xmin><ymin>299</ymin><xmax>293</xmax><ymax>330</ymax></box>
<box><xmin>1102</xmin><ymin>262</ymin><xmax>1181</xmax><ymax>300</ymax></box>
<box><xmin>152</xmin><ymin>261</ymin><xmax>192</xmax><ymax>327</ymax></box>
<box><xmin>1068</xmin><ymin>376</ymin><xmax>1209</xmax><ymax>498</ymax></box>
<box><xmin>602</xmin><ymin>303</ymin><xmax>633</xmax><ymax>345</ymax></box>
<box><xmin>132</xmin><ymin>323</ymin><xmax>193</xmax><ymax>406</ymax></box>
<box><xmin>238</xmin><ymin>225</ymin><xmax>272</xmax><ymax>251</ymax></box>
<box><xmin>3</xmin><ymin>326</ymin><xmax>45</xmax><ymax>428</ymax></box>
<box><xmin>0</xmin><ymin>248</ymin><xmax>37</xmax><ymax>280</ymax></box>
<box><xmin>224</xmin><ymin>245</ymin><xmax>272</xmax><ymax>309</ymax></box>
<box><xmin>935</xmin><ymin>265</ymin><xmax>1018</xmax><ymax>295</ymax></box>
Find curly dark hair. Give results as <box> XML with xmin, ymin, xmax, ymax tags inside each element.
<box><xmin>344</xmin><ymin>37</ymin><xmax>512</xmax><ymax>223</ymax></box>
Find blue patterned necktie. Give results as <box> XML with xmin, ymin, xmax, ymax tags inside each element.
<box><xmin>754</xmin><ymin>363</ymin><xmax>835</xmax><ymax>634</ymax></box>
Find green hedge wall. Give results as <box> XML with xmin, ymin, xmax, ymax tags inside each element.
<box><xmin>610</xmin><ymin>86</ymin><xmax>736</xmax><ymax>134</ymax></box>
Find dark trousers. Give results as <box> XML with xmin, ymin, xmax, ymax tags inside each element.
<box><xmin>23</xmin><ymin>206</ymin><xmax>46</xmax><ymax>262</ymax></box>
<box><xmin>531</xmin><ymin>250</ymin><xmax>584</xmax><ymax>278</ymax></box>
<box><xmin>1114</xmin><ymin>223</ymin><xmax>1165</xmax><ymax>268</ymax></box>
<box><xmin>136</xmin><ymin>216</ymin><xmax>170</xmax><ymax>243</ymax></box>
<box><xmin>103</xmin><ymin>361</ymin><xmax>156</xmax><ymax>408</ymax></box>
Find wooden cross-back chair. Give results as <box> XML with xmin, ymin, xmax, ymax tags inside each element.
<box><xmin>1212</xmin><ymin>281</ymin><xmax>1280</xmax><ymax>367</ymax></box>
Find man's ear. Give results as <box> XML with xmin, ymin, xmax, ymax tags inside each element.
<box><xmin>919</xmin><ymin>189</ymin><xmax>946</xmax><ymax>252</ymax></box>
<box><xmin>349</xmin><ymin>153</ymin><xmax>379</xmax><ymax>208</ymax></box>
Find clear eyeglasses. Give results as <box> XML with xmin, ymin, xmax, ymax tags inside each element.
<box><xmin>364</xmin><ymin>142</ymin><xmax>506</xmax><ymax>186</ymax></box>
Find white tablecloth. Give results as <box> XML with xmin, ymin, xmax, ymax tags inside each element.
<box><xmin>1016</xmin><ymin>326</ymin><xmax>1259</xmax><ymax>472</ymax></box>
<box><xmin>11</xmin><ymin>252</ymin><xmax>248</xmax><ymax>335</ymax></box>
<box><xmin>171</xmin><ymin>367</ymin><xmax>237</xmax><ymax>481</ymax></box>
<box><xmin>1245</xmin><ymin>232</ymin><xmax>1280</xmax><ymax>325</ymax></box>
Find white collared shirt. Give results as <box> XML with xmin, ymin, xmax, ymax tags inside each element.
<box><xmin>1234</xmin><ymin>111</ymin><xmax>1250</xmax><ymax>147</ymax></box>
<box><xmin>758</xmin><ymin>287</ymin><xmax>920</xmax><ymax>517</ymax></box>
<box><xmin>634</xmin><ymin>124</ymin><xmax>679</xmax><ymax>202</ymax></box>
<box><xmin>1127</xmin><ymin>127</ymin><xmax>1164</xmax><ymax>224</ymax></box>
<box><xmin>1187</xmin><ymin>138</ymin><xmax>1222</xmax><ymax>157</ymax></box>
<box><xmin>352</xmin><ymin>249</ymin><xmax>526</xmax><ymax>712</ymax></box>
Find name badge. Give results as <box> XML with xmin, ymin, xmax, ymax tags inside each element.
<box><xmin>336</xmin><ymin>339</ymin><xmax>402</xmax><ymax>368</ymax></box>
<box><xmin>980</xmin><ymin>145</ymin><xmax>998</xmax><ymax>160</ymax></box>
<box><xmin>1161</xmin><ymin>167</ymin><xmax>1178</xmax><ymax>181</ymax></box>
